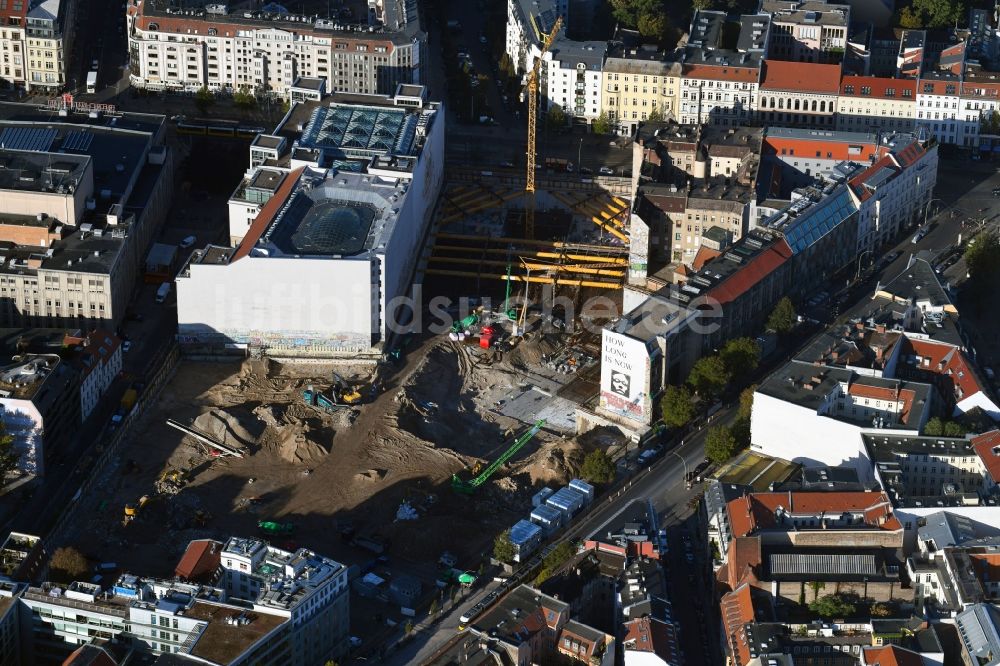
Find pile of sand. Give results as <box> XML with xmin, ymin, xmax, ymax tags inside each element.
<box><xmin>274</xmin><ymin>429</ymin><xmax>329</xmax><ymax>464</ymax></box>
<box><xmin>191</xmin><ymin>408</ymin><xmax>263</xmax><ymax>452</ymax></box>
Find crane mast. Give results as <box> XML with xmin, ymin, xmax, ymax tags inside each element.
<box><xmin>524</xmin><ymin>16</ymin><xmax>563</xmax><ymax>240</ymax></box>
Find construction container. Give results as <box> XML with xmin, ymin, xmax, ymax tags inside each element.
<box><xmin>568</xmin><ymin>479</ymin><xmax>595</xmax><ymax>503</ymax></box>
<box><xmin>531</xmin><ymin>487</ymin><xmax>554</xmax><ymax>508</ymax></box>
<box><xmin>546</xmin><ymin>487</ymin><xmax>586</xmax><ymax>519</ymax></box>
<box><xmin>509</xmin><ymin>519</ymin><xmax>543</xmax><ymax>562</ymax></box>
<box><xmin>120</xmin><ymin>388</ymin><xmax>138</xmax><ymax>411</ymax></box>
<box><xmin>529</xmin><ymin>504</ymin><xmax>564</xmax><ymax>536</ymax></box>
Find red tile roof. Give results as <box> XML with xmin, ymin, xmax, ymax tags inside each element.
<box><xmin>727</xmin><ymin>491</ymin><xmax>902</xmax><ymax>538</ymax></box>
<box><xmin>720</xmin><ymin>583</ymin><xmax>755</xmax><ymax>666</ymax></box>
<box><xmin>683</xmin><ymin>64</ymin><xmax>760</xmax><ymax>84</ymax></box>
<box><xmin>847</xmin><ymin>383</ymin><xmax>917</xmax><ymax>424</ymax></box>
<box><xmin>848</xmin><ymin>155</ymin><xmax>899</xmax><ymax>203</ymax></box>
<box><xmin>970</xmin><ymin>553</ymin><xmax>1000</xmax><ymax>589</ymax></box>
<box><xmin>726</xmin><ymin>536</ymin><xmax>762</xmax><ymax>592</ymax></box>
<box><xmin>918</xmin><ymin>79</ymin><xmax>960</xmax><ymax>96</ymax></box>
<box><xmin>972</xmin><ymin>430</ymin><xmax>1000</xmax><ymax>483</ymax></box>
<box><xmin>706</xmin><ymin>238</ymin><xmax>792</xmax><ymax>305</ymax></box>
<box><xmin>175</xmin><ymin>539</ymin><xmax>222</xmax><ymax>582</ymax></box>
<box><xmin>623</xmin><ymin>616</ymin><xmax>682</xmax><ymax>663</ymax></box>
<box><xmin>232</xmin><ymin>167</ymin><xmax>304</xmax><ymax>262</ymax></box>
<box><xmin>62</xmin><ymin>645</ymin><xmax>118</xmax><ymax>666</ymax></box>
<box><xmin>693</xmin><ymin>246</ymin><xmax>722</xmax><ymax>270</ymax></box>
<box><xmin>840</xmin><ymin>75</ymin><xmax>917</xmax><ymax>100</ymax></box>
<box><xmin>861</xmin><ymin>645</ymin><xmax>924</xmax><ymax>666</ymax></box>
<box><xmin>764</xmin><ymin>135</ymin><xmax>879</xmax><ymax>163</ymax></box>
<box><xmin>903</xmin><ymin>337</ymin><xmax>985</xmax><ymax>403</ymax></box>
<box><xmin>760</xmin><ymin>60</ymin><xmax>842</xmax><ymax>94</ymax></box>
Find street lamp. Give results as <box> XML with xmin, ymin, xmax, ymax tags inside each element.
<box><xmin>855</xmin><ymin>249</ymin><xmax>874</xmax><ymax>281</ymax></box>
<box><xmin>671</xmin><ymin>445</ymin><xmax>688</xmax><ymax>481</ymax></box>
<box><xmin>577</xmin><ymin>137</ymin><xmax>583</xmax><ymax>173</ymax></box>
<box><xmin>924</xmin><ymin>198</ymin><xmax>945</xmax><ymax>227</ymax></box>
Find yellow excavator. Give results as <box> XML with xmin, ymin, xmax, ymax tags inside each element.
<box><xmin>123</xmin><ymin>495</ymin><xmax>151</xmax><ymax>527</ymax></box>
<box><xmin>332</xmin><ymin>372</ymin><xmax>363</xmax><ymax>405</ymax></box>
<box><xmin>158</xmin><ymin>467</ymin><xmax>187</xmax><ymax>489</ymax></box>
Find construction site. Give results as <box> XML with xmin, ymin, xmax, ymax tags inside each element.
<box><xmin>62</xmin><ymin>18</ymin><xmax>637</xmax><ymax>646</ymax></box>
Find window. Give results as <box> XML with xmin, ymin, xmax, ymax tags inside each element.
<box><xmin>845</xmin><ymin>84</ymin><xmax>854</xmax><ymax>94</ymax></box>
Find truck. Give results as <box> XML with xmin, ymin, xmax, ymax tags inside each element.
<box><xmin>155</xmin><ymin>282</ymin><xmax>171</xmax><ymax>303</ymax></box>
<box><xmin>86</xmin><ymin>70</ymin><xmax>97</xmax><ymax>93</ymax></box>
<box><xmin>544</xmin><ymin>158</ymin><xmax>571</xmax><ymax>172</ymax></box>
<box><xmin>120</xmin><ymin>388</ymin><xmax>138</xmax><ymax>411</ymax></box>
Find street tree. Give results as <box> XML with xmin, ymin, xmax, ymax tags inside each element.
<box><xmin>705</xmin><ymin>426</ymin><xmax>738</xmax><ymax>465</ymax></box>
<box><xmin>687</xmin><ymin>355</ymin><xmax>730</xmax><ymax>398</ymax></box>
<box><xmin>493</xmin><ymin>529</ymin><xmax>515</xmax><ymax>564</ymax></box>
<box><xmin>661</xmin><ymin>385</ymin><xmax>696</xmax><ymax>429</ymax></box>
<box><xmin>546</xmin><ymin>104</ymin><xmax>566</xmax><ymax>131</ymax></box>
<box><xmin>767</xmin><ymin>297</ymin><xmax>797</xmax><ymax>334</ymax></box>
<box><xmin>737</xmin><ymin>385</ymin><xmax>756</xmax><ymax>420</ymax></box>
<box><xmin>233</xmin><ymin>86</ymin><xmax>256</xmax><ymax>109</ymax></box>
<box><xmin>194</xmin><ymin>86</ymin><xmax>214</xmax><ymax>114</ymax></box>
<box><xmin>580</xmin><ymin>449</ymin><xmax>616</xmax><ymax>484</ymax></box>
<box><xmin>720</xmin><ymin>337</ymin><xmax>760</xmax><ymax>380</ymax></box>
<box><xmin>592</xmin><ymin>112</ymin><xmax>611</xmax><ymax>135</ymax></box>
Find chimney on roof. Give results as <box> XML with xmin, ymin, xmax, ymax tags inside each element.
<box><xmin>876</xmin><ymin>324</ymin><xmax>886</xmax><ymax>334</ymax></box>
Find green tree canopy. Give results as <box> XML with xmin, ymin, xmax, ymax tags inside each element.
<box><xmin>647</xmin><ymin>106</ymin><xmax>665</xmax><ymax>122</ymax></box>
<box><xmin>546</xmin><ymin>104</ymin><xmax>566</xmax><ymax>131</ymax></box>
<box><xmin>721</xmin><ymin>337</ymin><xmax>761</xmax><ymax>379</ymax></box>
<box><xmin>233</xmin><ymin>86</ymin><xmax>256</xmax><ymax>109</ymax></box>
<box><xmin>688</xmin><ymin>355</ymin><xmax>731</xmax><ymax>398</ymax></box>
<box><xmin>636</xmin><ymin>10</ymin><xmax>669</xmax><ymax>42</ymax></box>
<box><xmin>767</xmin><ymin>297</ymin><xmax>797</xmax><ymax>334</ymax></box>
<box><xmin>737</xmin><ymin>385</ymin><xmax>756</xmax><ymax>421</ymax></box>
<box><xmin>580</xmin><ymin>449</ymin><xmax>616</xmax><ymax>484</ymax></box>
<box><xmin>493</xmin><ymin>529</ymin><xmax>515</xmax><ymax>564</ymax></box>
<box><xmin>809</xmin><ymin>594</ymin><xmax>856</xmax><ymax>619</ymax></box>
<box><xmin>705</xmin><ymin>425</ymin><xmax>738</xmax><ymax>465</ymax></box>
<box><xmin>592</xmin><ymin>111</ymin><xmax>611</xmax><ymax>135</ymax></box>
<box><xmin>924</xmin><ymin>417</ymin><xmax>967</xmax><ymax>437</ymax></box>
<box><xmin>194</xmin><ymin>86</ymin><xmax>215</xmax><ymax>114</ymax></box>
<box><xmin>906</xmin><ymin>0</ymin><xmax>966</xmax><ymax>29</ymax></box>
<box><xmin>661</xmin><ymin>385</ymin><xmax>696</xmax><ymax>429</ymax></box>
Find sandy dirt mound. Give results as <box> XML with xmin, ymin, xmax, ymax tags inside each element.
<box><xmin>191</xmin><ymin>408</ymin><xmax>263</xmax><ymax>451</ymax></box>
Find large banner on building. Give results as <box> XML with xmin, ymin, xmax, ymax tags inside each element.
<box><xmin>599</xmin><ymin>330</ymin><xmax>653</xmax><ymax>425</ymax></box>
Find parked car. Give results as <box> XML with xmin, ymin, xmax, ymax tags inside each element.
<box><xmin>179</xmin><ymin>235</ymin><xmax>197</xmax><ymax>249</ymax></box>
<box><xmin>122</xmin><ymin>341</ymin><xmax>132</xmax><ymax>353</ymax></box>
<box><xmin>912</xmin><ymin>229</ymin><xmax>928</xmax><ymax>244</ymax></box>
<box><xmin>599</xmin><ymin>166</ymin><xmax>614</xmax><ymax>175</ymax></box>
<box><xmin>579</xmin><ymin>167</ymin><xmax>593</xmax><ymax>175</ymax></box>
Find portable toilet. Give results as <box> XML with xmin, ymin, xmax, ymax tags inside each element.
<box><xmin>509</xmin><ymin>519</ymin><xmax>544</xmax><ymax>562</ymax></box>
<box><xmin>546</xmin><ymin>487</ymin><xmax>585</xmax><ymax>519</ymax></box>
<box><xmin>568</xmin><ymin>479</ymin><xmax>595</xmax><ymax>504</ymax></box>
<box><xmin>532</xmin><ymin>487</ymin><xmax>555</xmax><ymax>508</ymax></box>
<box><xmin>530</xmin><ymin>504</ymin><xmax>564</xmax><ymax>536</ymax></box>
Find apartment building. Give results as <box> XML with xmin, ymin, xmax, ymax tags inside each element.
<box><xmin>126</xmin><ymin>0</ymin><xmax>424</xmax><ymax>98</ymax></box>
<box><xmin>846</xmin><ymin>132</ymin><xmax>937</xmax><ymax>254</ymax></box>
<box><xmin>0</xmin><ymin>104</ymin><xmax>171</xmax><ymax>329</ymax></box>
<box><xmin>837</xmin><ymin>75</ymin><xmax>917</xmax><ymax>133</ymax></box>
<box><xmin>0</xmin><ymin>0</ymin><xmax>71</xmax><ymax>92</ymax></box>
<box><xmin>961</xmin><ymin>66</ymin><xmax>1000</xmax><ymax>151</ymax></box>
<box><xmin>24</xmin><ymin>0</ymin><xmax>70</xmax><ymax>92</ymax></box>
<box><xmin>918</xmin><ymin>72</ymin><xmax>964</xmax><ymax>145</ymax></box>
<box><xmin>601</xmin><ymin>45</ymin><xmax>681</xmax><ymax>135</ymax></box>
<box><xmin>544</xmin><ymin>40</ymin><xmax>605</xmax><ymax>125</ymax></box>
<box><xmin>66</xmin><ymin>328</ymin><xmax>122</xmax><ymax>420</ymax></box>
<box><xmin>505</xmin><ymin>0</ymin><xmax>565</xmax><ymax>75</ymax></box>
<box><xmin>227</xmin><ymin>167</ymin><xmax>286</xmax><ymax>245</ymax></box>
<box><xmin>679</xmin><ymin>11</ymin><xmax>763</xmax><ymax>126</ymax></box>
<box><xmin>0</xmin><ymin>535</ymin><xmax>349</xmax><ymax>664</ymax></box>
<box><xmin>761</xmin><ymin>0</ymin><xmax>850</xmax><ymax>64</ymax></box>
<box><xmin>0</xmin><ymin>354</ymin><xmax>79</xmax><ymax>476</ymax></box>
<box><xmin>218</xmin><ymin>537</ymin><xmax>350</xmax><ymax>663</ymax></box>
<box><xmin>762</xmin><ymin>126</ymin><xmax>880</xmax><ymax>194</ymax></box>
<box><xmin>758</xmin><ymin>59</ymin><xmax>841</xmax><ymax>128</ymax></box>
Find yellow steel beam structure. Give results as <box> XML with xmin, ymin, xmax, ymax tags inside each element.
<box><xmin>435</xmin><ymin>232</ymin><xmax>623</xmax><ymax>252</ymax></box>
<box><xmin>427</xmin><ymin>255</ymin><xmax>625</xmax><ymax>276</ymax></box>
<box><xmin>431</xmin><ymin>245</ymin><xmax>628</xmax><ymax>264</ymax></box>
<box><xmin>425</xmin><ymin>268</ymin><xmax>619</xmax><ymax>289</ymax></box>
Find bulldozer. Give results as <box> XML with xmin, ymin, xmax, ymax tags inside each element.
<box><xmin>123</xmin><ymin>495</ymin><xmax>151</xmax><ymax>527</ymax></box>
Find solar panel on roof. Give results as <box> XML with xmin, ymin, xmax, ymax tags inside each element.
<box><xmin>62</xmin><ymin>131</ymin><xmax>94</xmax><ymax>153</ymax></box>
<box><xmin>0</xmin><ymin>127</ymin><xmax>57</xmax><ymax>152</ymax></box>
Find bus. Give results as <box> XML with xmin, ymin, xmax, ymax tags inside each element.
<box><xmin>86</xmin><ymin>70</ymin><xmax>97</xmax><ymax>93</ymax></box>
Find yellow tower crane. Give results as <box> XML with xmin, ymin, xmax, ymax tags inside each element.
<box><xmin>524</xmin><ymin>15</ymin><xmax>563</xmax><ymax>240</ymax></box>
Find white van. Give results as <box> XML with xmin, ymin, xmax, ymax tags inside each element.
<box><xmin>155</xmin><ymin>282</ymin><xmax>171</xmax><ymax>303</ymax></box>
